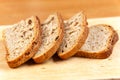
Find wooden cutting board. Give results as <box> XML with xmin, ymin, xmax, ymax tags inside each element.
<box><xmin>0</xmin><ymin>17</ymin><xmax>120</xmax><ymax>80</ymax></box>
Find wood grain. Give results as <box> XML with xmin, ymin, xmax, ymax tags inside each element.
<box><xmin>0</xmin><ymin>17</ymin><xmax>120</xmax><ymax>80</ymax></box>
<box><xmin>0</xmin><ymin>0</ymin><xmax>120</xmax><ymax>25</ymax></box>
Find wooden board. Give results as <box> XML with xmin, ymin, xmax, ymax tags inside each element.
<box><xmin>0</xmin><ymin>17</ymin><xmax>120</xmax><ymax>80</ymax></box>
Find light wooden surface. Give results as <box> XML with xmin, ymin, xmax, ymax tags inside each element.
<box><xmin>0</xmin><ymin>0</ymin><xmax>120</xmax><ymax>25</ymax></box>
<box><xmin>0</xmin><ymin>17</ymin><xmax>120</xmax><ymax>80</ymax></box>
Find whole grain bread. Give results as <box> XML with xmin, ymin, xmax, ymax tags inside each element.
<box><xmin>3</xmin><ymin>16</ymin><xmax>41</xmax><ymax>68</ymax></box>
<box><xmin>76</xmin><ymin>24</ymin><xmax>119</xmax><ymax>59</ymax></box>
<box><xmin>57</xmin><ymin>12</ymin><xmax>89</xmax><ymax>59</ymax></box>
<box><xmin>33</xmin><ymin>13</ymin><xmax>64</xmax><ymax>63</ymax></box>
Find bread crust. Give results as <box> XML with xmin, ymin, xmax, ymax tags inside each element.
<box><xmin>3</xmin><ymin>16</ymin><xmax>41</xmax><ymax>68</ymax></box>
<box><xmin>33</xmin><ymin>13</ymin><xmax>64</xmax><ymax>63</ymax></box>
<box><xmin>58</xmin><ymin>12</ymin><xmax>89</xmax><ymax>59</ymax></box>
<box><xmin>76</xmin><ymin>24</ymin><xmax>119</xmax><ymax>59</ymax></box>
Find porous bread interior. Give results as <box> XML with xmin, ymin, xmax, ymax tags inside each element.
<box><xmin>80</xmin><ymin>25</ymin><xmax>111</xmax><ymax>52</ymax></box>
<box><xmin>35</xmin><ymin>15</ymin><xmax>59</xmax><ymax>56</ymax></box>
<box><xmin>58</xmin><ymin>13</ymin><xmax>83</xmax><ymax>53</ymax></box>
<box><xmin>5</xmin><ymin>19</ymin><xmax>34</xmax><ymax>60</ymax></box>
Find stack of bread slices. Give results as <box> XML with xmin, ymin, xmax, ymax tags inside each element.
<box><xmin>3</xmin><ymin>12</ymin><xmax>118</xmax><ymax>68</ymax></box>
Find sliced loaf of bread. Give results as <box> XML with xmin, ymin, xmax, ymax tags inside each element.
<box><xmin>3</xmin><ymin>16</ymin><xmax>41</xmax><ymax>68</ymax></box>
<box><xmin>33</xmin><ymin>13</ymin><xmax>64</xmax><ymax>63</ymax></box>
<box><xmin>57</xmin><ymin>12</ymin><xmax>89</xmax><ymax>59</ymax></box>
<box><xmin>76</xmin><ymin>24</ymin><xmax>119</xmax><ymax>59</ymax></box>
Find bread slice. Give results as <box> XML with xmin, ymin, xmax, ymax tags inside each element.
<box><xmin>57</xmin><ymin>12</ymin><xmax>89</xmax><ymax>59</ymax></box>
<box><xmin>76</xmin><ymin>24</ymin><xmax>119</xmax><ymax>59</ymax></box>
<box><xmin>3</xmin><ymin>16</ymin><xmax>41</xmax><ymax>68</ymax></box>
<box><xmin>32</xmin><ymin>13</ymin><xmax>64</xmax><ymax>63</ymax></box>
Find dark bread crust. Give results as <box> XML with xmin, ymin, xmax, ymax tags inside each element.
<box><xmin>3</xmin><ymin>16</ymin><xmax>41</xmax><ymax>68</ymax></box>
<box><xmin>33</xmin><ymin>13</ymin><xmax>64</xmax><ymax>63</ymax></box>
<box><xmin>76</xmin><ymin>24</ymin><xmax>119</xmax><ymax>59</ymax></box>
<box><xmin>58</xmin><ymin>12</ymin><xmax>89</xmax><ymax>59</ymax></box>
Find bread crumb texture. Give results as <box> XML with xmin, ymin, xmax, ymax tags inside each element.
<box><xmin>80</xmin><ymin>25</ymin><xmax>111</xmax><ymax>52</ymax></box>
<box><xmin>35</xmin><ymin>15</ymin><xmax>59</xmax><ymax>56</ymax></box>
<box><xmin>5</xmin><ymin>19</ymin><xmax>34</xmax><ymax>60</ymax></box>
<box><xmin>59</xmin><ymin>13</ymin><xmax>83</xmax><ymax>53</ymax></box>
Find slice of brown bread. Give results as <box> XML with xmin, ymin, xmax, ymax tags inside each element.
<box><xmin>76</xmin><ymin>24</ymin><xmax>119</xmax><ymax>59</ymax></box>
<box><xmin>32</xmin><ymin>13</ymin><xmax>64</xmax><ymax>63</ymax></box>
<box><xmin>3</xmin><ymin>16</ymin><xmax>41</xmax><ymax>68</ymax></box>
<box><xmin>57</xmin><ymin>12</ymin><xmax>89</xmax><ymax>59</ymax></box>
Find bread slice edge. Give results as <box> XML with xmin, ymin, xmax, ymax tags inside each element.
<box><xmin>58</xmin><ymin>25</ymin><xmax>89</xmax><ymax>59</ymax></box>
<box><xmin>58</xmin><ymin>12</ymin><xmax>89</xmax><ymax>59</ymax></box>
<box><xmin>3</xmin><ymin>16</ymin><xmax>41</xmax><ymax>68</ymax></box>
<box><xmin>76</xmin><ymin>24</ymin><xmax>119</xmax><ymax>59</ymax></box>
<box><xmin>33</xmin><ymin>13</ymin><xmax>64</xmax><ymax>63</ymax></box>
